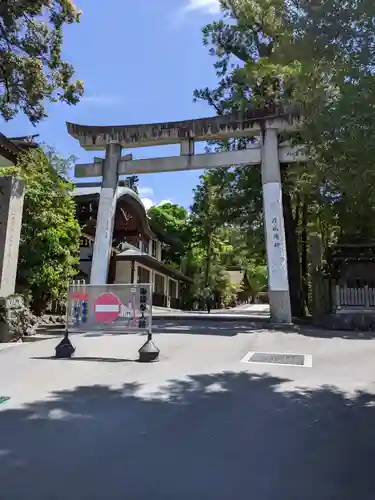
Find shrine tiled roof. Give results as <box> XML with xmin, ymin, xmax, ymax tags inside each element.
<box><xmin>0</xmin><ymin>133</ymin><xmax>39</xmax><ymax>163</ymax></box>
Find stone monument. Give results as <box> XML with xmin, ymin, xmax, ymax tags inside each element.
<box><xmin>0</xmin><ymin>176</ymin><xmax>25</xmax><ymax>297</ymax></box>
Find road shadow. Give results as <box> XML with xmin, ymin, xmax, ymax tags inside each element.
<box><xmin>78</xmin><ymin>319</ymin><xmax>299</xmax><ymax>339</ymax></box>
<box><xmin>299</xmin><ymin>327</ymin><xmax>375</xmax><ymax>340</ymax></box>
<box><xmin>152</xmin><ymin>319</ymin><xmax>375</xmax><ymax>341</ymax></box>
<box><xmin>32</xmin><ymin>319</ymin><xmax>366</xmax><ymax>341</ymax></box>
<box><xmin>31</xmin><ymin>356</ymin><xmax>135</xmax><ymax>363</ymax></box>
<box><xmin>151</xmin><ymin>320</ymin><xmax>269</xmax><ymax>337</ymax></box>
<box><xmin>0</xmin><ymin>371</ymin><xmax>375</xmax><ymax>499</ymax></box>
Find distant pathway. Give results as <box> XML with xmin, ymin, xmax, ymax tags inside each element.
<box><xmin>153</xmin><ymin>303</ymin><xmax>270</xmax><ymax>319</ymax></box>
<box><xmin>212</xmin><ymin>303</ymin><xmax>270</xmax><ymax>316</ymax></box>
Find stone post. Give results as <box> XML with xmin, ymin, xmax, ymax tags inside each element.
<box><xmin>260</xmin><ymin>126</ymin><xmax>292</xmax><ymax>323</ymax></box>
<box><xmin>0</xmin><ymin>176</ymin><xmax>25</xmax><ymax>297</ymax></box>
<box><xmin>90</xmin><ymin>143</ymin><xmax>122</xmax><ymax>285</ymax></box>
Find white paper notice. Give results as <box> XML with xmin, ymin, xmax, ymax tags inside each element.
<box><xmin>263</xmin><ymin>182</ymin><xmax>289</xmax><ymax>291</ymax></box>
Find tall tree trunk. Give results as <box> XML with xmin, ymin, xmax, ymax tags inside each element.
<box><xmin>282</xmin><ymin>180</ymin><xmax>305</xmax><ymax>317</ymax></box>
<box><xmin>204</xmin><ymin>234</ymin><xmax>212</xmax><ymax>286</ymax></box>
<box><xmin>294</xmin><ymin>194</ymin><xmax>301</xmax><ymax>232</ymax></box>
<box><xmin>301</xmin><ymin>199</ymin><xmax>309</xmax><ymax>308</ymax></box>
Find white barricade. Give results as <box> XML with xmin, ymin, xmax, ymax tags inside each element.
<box><xmin>66</xmin><ymin>283</ymin><xmax>152</xmax><ymax>334</ymax></box>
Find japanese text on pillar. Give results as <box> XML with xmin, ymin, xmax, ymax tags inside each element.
<box><xmin>272</xmin><ymin>216</ymin><xmax>280</xmax><ymax>248</ymax></box>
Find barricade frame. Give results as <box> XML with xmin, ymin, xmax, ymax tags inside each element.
<box><xmin>66</xmin><ymin>283</ymin><xmax>153</xmax><ymax>335</ymax></box>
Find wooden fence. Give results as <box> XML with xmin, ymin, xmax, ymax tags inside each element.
<box><xmin>334</xmin><ymin>284</ymin><xmax>375</xmax><ymax>310</ymax></box>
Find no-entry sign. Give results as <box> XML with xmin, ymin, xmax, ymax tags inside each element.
<box><xmin>95</xmin><ymin>293</ymin><xmax>121</xmax><ymax>323</ymax></box>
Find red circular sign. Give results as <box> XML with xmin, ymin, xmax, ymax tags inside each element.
<box><xmin>94</xmin><ymin>293</ymin><xmax>121</xmax><ymax>323</ymax></box>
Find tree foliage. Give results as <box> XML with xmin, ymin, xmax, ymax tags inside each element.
<box><xmin>191</xmin><ymin>0</ymin><xmax>375</xmax><ymax>316</ymax></box>
<box><xmin>284</xmin><ymin>0</ymin><xmax>375</xmax><ymax>243</ymax></box>
<box><xmin>188</xmin><ymin>172</ymin><xmax>267</xmax><ymax>304</ymax></box>
<box><xmin>147</xmin><ymin>188</ymin><xmax>267</xmax><ymax>309</ymax></box>
<box><xmin>0</xmin><ymin>148</ymin><xmax>81</xmax><ymax>314</ymax></box>
<box><xmin>148</xmin><ymin>203</ymin><xmax>191</xmax><ymax>268</ymax></box>
<box><xmin>0</xmin><ymin>0</ymin><xmax>84</xmax><ymax>124</ymax></box>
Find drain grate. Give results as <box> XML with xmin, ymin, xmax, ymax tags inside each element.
<box><xmin>241</xmin><ymin>351</ymin><xmax>312</xmax><ymax>367</ymax></box>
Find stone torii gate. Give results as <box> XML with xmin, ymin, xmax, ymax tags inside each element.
<box><xmin>67</xmin><ymin>111</ymin><xmax>306</xmax><ymax>323</ymax></box>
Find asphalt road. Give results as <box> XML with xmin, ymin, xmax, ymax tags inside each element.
<box><xmin>1</xmin><ymin>320</ymin><xmax>375</xmax><ymax>500</ymax></box>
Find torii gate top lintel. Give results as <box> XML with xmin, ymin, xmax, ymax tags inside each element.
<box><xmin>66</xmin><ymin>107</ymin><xmax>300</xmax><ymax>151</ymax></box>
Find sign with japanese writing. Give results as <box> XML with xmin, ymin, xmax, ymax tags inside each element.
<box><xmin>263</xmin><ymin>182</ymin><xmax>289</xmax><ymax>291</ymax></box>
<box><xmin>67</xmin><ymin>283</ymin><xmax>152</xmax><ymax>334</ymax></box>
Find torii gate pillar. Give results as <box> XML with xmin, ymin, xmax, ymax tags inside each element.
<box><xmin>89</xmin><ymin>142</ymin><xmax>122</xmax><ymax>285</ymax></box>
<box><xmin>261</xmin><ymin>126</ymin><xmax>292</xmax><ymax>323</ymax></box>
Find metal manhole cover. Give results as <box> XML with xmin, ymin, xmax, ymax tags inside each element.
<box><xmin>241</xmin><ymin>351</ymin><xmax>312</xmax><ymax>367</ymax></box>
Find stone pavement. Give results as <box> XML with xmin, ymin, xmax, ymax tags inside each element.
<box><xmin>1</xmin><ymin>322</ymin><xmax>375</xmax><ymax>500</ymax></box>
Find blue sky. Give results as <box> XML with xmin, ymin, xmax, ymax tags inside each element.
<box><xmin>1</xmin><ymin>0</ymin><xmax>222</xmax><ymax>209</ymax></box>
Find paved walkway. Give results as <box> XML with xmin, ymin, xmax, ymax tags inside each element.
<box><xmin>153</xmin><ymin>303</ymin><xmax>270</xmax><ymax>319</ymax></box>
<box><xmin>1</xmin><ymin>324</ymin><xmax>375</xmax><ymax>499</ymax></box>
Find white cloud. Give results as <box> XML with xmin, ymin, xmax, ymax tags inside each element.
<box><xmin>184</xmin><ymin>0</ymin><xmax>220</xmax><ymax>14</ymax></box>
<box><xmin>138</xmin><ymin>187</ymin><xmax>154</xmax><ymax>198</ymax></box>
<box><xmin>140</xmin><ymin>195</ymin><xmax>173</xmax><ymax>210</ymax></box>
<box><xmin>139</xmin><ymin>188</ymin><xmax>155</xmax><ymax>210</ymax></box>
<box><xmin>141</xmin><ymin>198</ymin><xmax>154</xmax><ymax>210</ymax></box>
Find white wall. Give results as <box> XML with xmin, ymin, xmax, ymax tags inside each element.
<box><xmin>114</xmin><ymin>261</ymin><xmax>180</xmax><ymax>300</ymax></box>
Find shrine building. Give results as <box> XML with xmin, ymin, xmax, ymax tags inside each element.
<box><xmin>74</xmin><ymin>182</ymin><xmax>192</xmax><ymax>309</ymax></box>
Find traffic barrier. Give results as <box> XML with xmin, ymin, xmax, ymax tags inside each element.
<box><xmin>66</xmin><ymin>283</ymin><xmax>152</xmax><ymax>335</ymax></box>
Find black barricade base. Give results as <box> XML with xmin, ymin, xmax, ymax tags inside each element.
<box><xmin>138</xmin><ymin>336</ymin><xmax>160</xmax><ymax>363</ymax></box>
<box><xmin>55</xmin><ymin>332</ymin><xmax>76</xmax><ymax>359</ymax></box>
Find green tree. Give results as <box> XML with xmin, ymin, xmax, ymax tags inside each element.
<box><xmin>189</xmin><ymin>170</ymin><xmax>269</xmax><ymax>305</ymax></box>
<box><xmin>190</xmin><ymin>174</ymin><xmax>225</xmax><ymax>286</ymax></box>
<box><xmin>148</xmin><ymin>203</ymin><xmax>191</xmax><ymax>268</ymax></box>
<box><xmin>0</xmin><ymin>148</ymin><xmax>81</xmax><ymax>314</ymax></box>
<box><xmin>194</xmin><ymin>0</ymin><xmax>375</xmax><ymax>315</ymax></box>
<box><xmin>0</xmin><ymin>0</ymin><xmax>84</xmax><ymax>124</ymax></box>
<box><xmin>228</xmin><ymin>0</ymin><xmax>375</xmax><ymax>242</ymax></box>
<box><xmin>192</xmin><ymin>1</ymin><xmax>292</xmax><ymax>308</ymax></box>
<box><xmin>144</xmin><ymin>183</ymin><xmax>264</xmax><ymax>309</ymax></box>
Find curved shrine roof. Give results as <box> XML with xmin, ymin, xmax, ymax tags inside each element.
<box><xmin>74</xmin><ymin>185</ymin><xmax>155</xmax><ymax>238</ymax></box>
